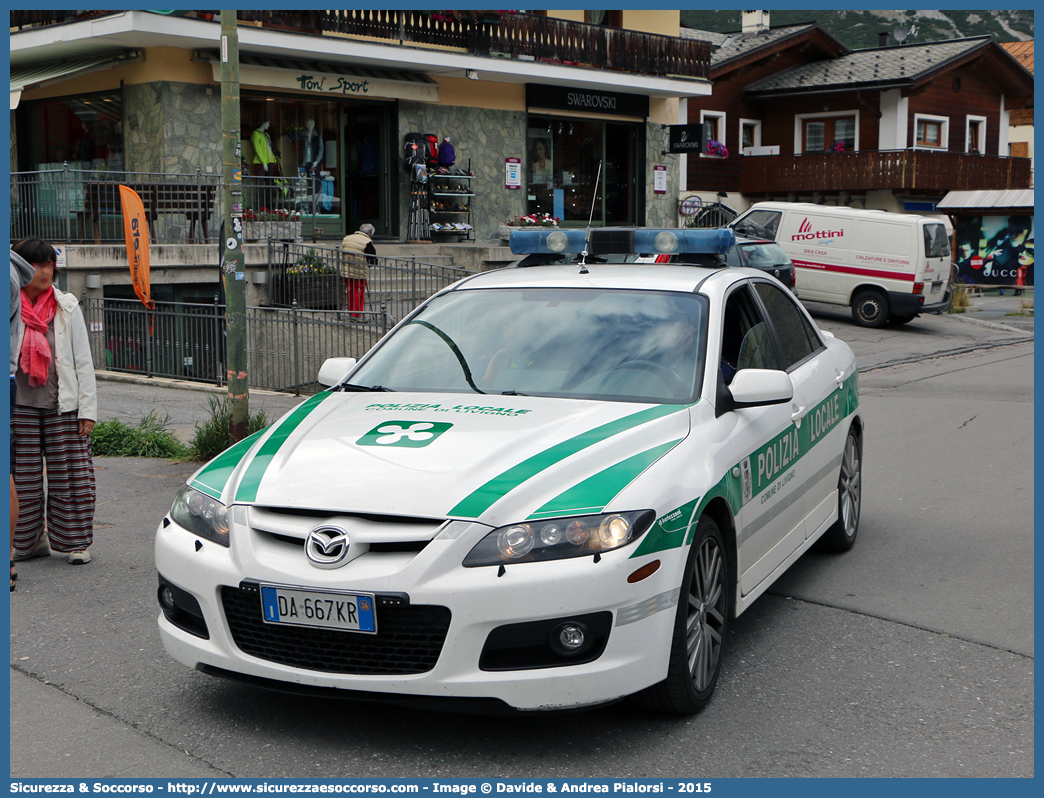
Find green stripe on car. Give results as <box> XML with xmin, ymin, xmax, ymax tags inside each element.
<box><xmin>449</xmin><ymin>404</ymin><xmax>687</xmax><ymax>519</ymax></box>
<box><xmin>527</xmin><ymin>439</ymin><xmax>683</xmax><ymax>520</ymax></box>
<box><xmin>189</xmin><ymin>427</ymin><xmax>268</xmax><ymax>500</ymax></box>
<box><xmin>233</xmin><ymin>391</ymin><xmax>332</xmax><ymax>504</ymax></box>
<box><xmin>632</xmin><ymin>375</ymin><xmax>859</xmax><ymax>557</ymax></box>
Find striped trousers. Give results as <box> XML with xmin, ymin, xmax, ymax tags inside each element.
<box><xmin>12</xmin><ymin>406</ymin><xmax>96</xmax><ymax>555</ymax></box>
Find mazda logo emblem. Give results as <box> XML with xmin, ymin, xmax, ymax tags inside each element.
<box><xmin>305</xmin><ymin>526</ymin><xmax>351</xmax><ymax>569</ymax></box>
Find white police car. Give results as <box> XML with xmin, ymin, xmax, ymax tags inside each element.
<box><xmin>156</xmin><ymin>227</ymin><xmax>862</xmax><ymax>714</ymax></box>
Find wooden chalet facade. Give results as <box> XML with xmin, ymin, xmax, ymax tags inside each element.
<box><xmin>684</xmin><ymin>22</ymin><xmax>1034</xmax><ymax>212</ymax></box>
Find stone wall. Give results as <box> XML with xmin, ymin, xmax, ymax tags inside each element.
<box><xmin>399</xmin><ymin>104</ymin><xmax>529</xmax><ymax>243</ymax></box>
<box><xmin>123</xmin><ymin>82</ymin><xmax>222</xmax><ymax>176</ymax></box>
<box><xmin>645</xmin><ymin>125</ymin><xmax>680</xmax><ymax>228</ymax></box>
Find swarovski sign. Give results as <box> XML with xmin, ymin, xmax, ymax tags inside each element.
<box><xmin>526</xmin><ymin>85</ymin><xmax>648</xmax><ymax>118</ymax></box>
<box><xmin>667</xmin><ymin>123</ymin><xmax>711</xmax><ymax>154</ymax></box>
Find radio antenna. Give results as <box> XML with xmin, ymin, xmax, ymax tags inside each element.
<box><xmin>578</xmin><ymin>160</ymin><xmax>602</xmax><ymax>275</ymax></box>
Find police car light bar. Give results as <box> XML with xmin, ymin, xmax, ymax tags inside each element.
<box><xmin>509</xmin><ymin>228</ymin><xmax>735</xmax><ymax>256</ymax></box>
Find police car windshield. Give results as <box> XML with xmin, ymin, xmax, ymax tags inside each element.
<box><xmin>351</xmin><ymin>288</ymin><xmax>708</xmax><ymax>403</ymax></box>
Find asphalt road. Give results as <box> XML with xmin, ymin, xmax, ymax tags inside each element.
<box><xmin>8</xmin><ymin>302</ymin><xmax>1034</xmax><ymax>779</ymax></box>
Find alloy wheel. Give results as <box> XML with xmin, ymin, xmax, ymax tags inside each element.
<box><xmin>687</xmin><ymin>535</ymin><xmax>726</xmax><ymax>692</ymax></box>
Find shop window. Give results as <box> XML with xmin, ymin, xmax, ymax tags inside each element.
<box><xmin>241</xmin><ymin>94</ymin><xmax>343</xmax><ymax>230</ymax></box>
<box><xmin>966</xmin><ymin>116</ymin><xmax>986</xmax><ymax>154</ymax></box>
<box><xmin>526</xmin><ymin>115</ymin><xmax>639</xmax><ymax>226</ymax></box>
<box><xmin>914</xmin><ymin>115</ymin><xmax>948</xmax><ymax>150</ymax></box>
<box><xmin>798</xmin><ymin>113</ymin><xmax>856</xmax><ymax>153</ymax></box>
<box><xmin>20</xmin><ymin>91</ymin><xmax>124</xmax><ymax>172</ymax></box>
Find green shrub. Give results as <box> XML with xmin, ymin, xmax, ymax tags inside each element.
<box><xmin>90</xmin><ymin>413</ymin><xmax>193</xmax><ymax>459</ymax></box>
<box><xmin>190</xmin><ymin>395</ymin><xmax>269</xmax><ymax>462</ymax></box>
<box><xmin>948</xmin><ymin>282</ymin><xmax>970</xmax><ymax>313</ymax></box>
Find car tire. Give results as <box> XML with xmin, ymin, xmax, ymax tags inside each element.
<box><xmin>815</xmin><ymin>427</ymin><xmax>862</xmax><ymax>553</ymax></box>
<box><xmin>634</xmin><ymin>516</ymin><xmax>730</xmax><ymax>714</ymax></box>
<box><xmin>889</xmin><ymin>314</ymin><xmax>917</xmax><ymax>325</ymax></box>
<box><xmin>851</xmin><ymin>290</ymin><xmax>889</xmax><ymax>328</ymax></box>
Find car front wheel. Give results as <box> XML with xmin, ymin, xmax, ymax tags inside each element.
<box><xmin>635</xmin><ymin>515</ymin><xmax>730</xmax><ymax>714</ymax></box>
<box><xmin>815</xmin><ymin>426</ymin><xmax>862</xmax><ymax>552</ymax></box>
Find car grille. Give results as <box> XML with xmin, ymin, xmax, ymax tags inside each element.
<box><xmin>220</xmin><ymin>584</ymin><xmax>451</xmax><ymax>675</ymax></box>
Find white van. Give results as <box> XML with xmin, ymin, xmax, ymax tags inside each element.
<box><xmin>729</xmin><ymin>202</ymin><xmax>952</xmax><ymax>327</ymax></box>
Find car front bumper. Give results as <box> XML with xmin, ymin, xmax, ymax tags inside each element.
<box><xmin>155</xmin><ymin>515</ymin><xmax>682</xmax><ymax>711</ymax></box>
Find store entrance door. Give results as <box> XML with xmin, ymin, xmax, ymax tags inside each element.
<box><xmin>344</xmin><ymin>105</ymin><xmax>395</xmax><ymax>238</ymax></box>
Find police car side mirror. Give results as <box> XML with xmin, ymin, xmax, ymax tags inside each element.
<box><xmin>318</xmin><ymin>357</ymin><xmax>357</xmax><ymax>387</ymax></box>
<box><xmin>717</xmin><ymin>368</ymin><xmax>793</xmax><ymax>416</ymax></box>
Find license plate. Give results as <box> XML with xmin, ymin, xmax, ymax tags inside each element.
<box><xmin>259</xmin><ymin>585</ymin><xmax>377</xmax><ymax>633</ymax></box>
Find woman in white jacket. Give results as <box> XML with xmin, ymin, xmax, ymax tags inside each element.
<box><xmin>11</xmin><ymin>238</ymin><xmax>97</xmax><ymax>565</ymax></box>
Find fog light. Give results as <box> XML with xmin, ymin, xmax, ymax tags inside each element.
<box><xmin>159</xmin><ymin>585</ymin><xmax>176</xmax><ymax>613</ymax></box>
<box><xmin>549</xmin><ymin>622</ymin><xmax>588</xmax><ymax>656</ymax></box>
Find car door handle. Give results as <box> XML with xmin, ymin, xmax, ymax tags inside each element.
<box><xmin>835</xmin><ymin>369</ymin><xmax>847</xmax><ymax>387</ymax></box>
<box><xmin>791</xmin><ymin>404</ymin><xmax>807</xmax><ymax>423</ymax></box>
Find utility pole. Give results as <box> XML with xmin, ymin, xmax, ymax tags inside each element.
<box><xmin>220</xmin><ymin>9</ymin><xmax>248</xmax><ymax>443</ymax></box>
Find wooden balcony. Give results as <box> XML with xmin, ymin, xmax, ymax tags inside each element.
<box><xmin>740</xmin><ymin>150</ymin><xmax>1032</xmax><ymax>196</ymax></box>
<box><xmin>11</xmin><ymin>10</ymin><xmax>711</xmax><ymax>81</ymax></box>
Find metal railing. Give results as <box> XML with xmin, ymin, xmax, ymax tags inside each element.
<box><xmin>265</xmin><ymin>241</ymin><xmax>472</xmax><ymax>320</ymax></box>
<box><xmin>82</xmin><ymin>297</ymin><xmax>394</xmax><ymax>395</ymax></box>
<box><xmin>11</xmin><ymin>11</ymin><xmax>712</xmax><ymax>80</ymax></box>
<box><xmin>80</xmin><ymin>247</ymin><xmax>471</xmax><ymax>394</ymax></box>
<box><xmin>10</xmin><ymin>167</ymin><xmax>323</xmax><ymax>245</ymax></box>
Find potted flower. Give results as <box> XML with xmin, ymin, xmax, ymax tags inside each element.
<box><xmin>827</xmin><ymin>140</ymin><xmax>847</xmax><ymax>154</ymax></box>
<box><xmin>705</xmin><ymin>140</ymin><xmax>729</xmax><ymax>158</ymax></box>
<box><xmin>274</xmin><ymin>249</ymin><xmax>342</xmax><ymax>310</ymax></box>
<box><xmin>499</xmin><ymin>212</ymin><xmax>560</xmax><ymax>240</ymax></box>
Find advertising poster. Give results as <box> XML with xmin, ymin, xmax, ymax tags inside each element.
<box><xmin>955</xmin><ymin>213</ymin><xmax>1034</xmax><ymax>287</ymax></box>
<box><xmin>527</xmin><ymin>128</ymin><xmax>553</xmax><ymax>185</ymax></box>
<box><xmin>505</xmin><ymin>157</ymin><xmax>521</xmax><ymax>189</ymax></box>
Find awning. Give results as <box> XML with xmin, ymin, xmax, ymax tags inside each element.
<box><xmin>936</xmin><ymin>189</ymin><xmax>1035</xmax><ymax>213</ymax></box>
<box><xmin>10</xmin><ymin>50</ymin><xmax>144</xmax><ymax>109</ymax></box>
<box><xmin>200</xmin><ymin>52</ymin><xmax>440</xmax><ymax>103</ymax></box>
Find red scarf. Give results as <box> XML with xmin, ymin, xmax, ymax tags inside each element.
<box><xmin>20</xmin><ymin>288</ymin><xmax>58</xmax><ymax>387</ymax></box>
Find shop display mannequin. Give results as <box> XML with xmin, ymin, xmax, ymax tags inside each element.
<box><xmin>300</xmin><ymin>119</ymin><xmax>325</xmax><ymax>194</ymax></box>
<box><xmin>250</xmin><ymin>121</ymin><xmax>279</xmax><ymax>176</ymax></box>
<box><xmin>302</xmin><ymin>119</ymin><xmax>324</xmax><ymax>169</ymax></box>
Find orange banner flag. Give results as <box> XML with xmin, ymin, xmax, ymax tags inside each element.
<box><xmin>119</xmin><ymin>185</ymin><xmax>154</xmax><ymax>310</ymax></box>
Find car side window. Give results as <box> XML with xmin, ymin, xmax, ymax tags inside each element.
<box><xmin>753</xmin><ymin>281</ymin><xmax>821</xmax><ymax>370</ymax></box>
<box><xmin>720</xmin><ymin>284</ymin><xmax>779</xmax><ymax>383</ymax></box>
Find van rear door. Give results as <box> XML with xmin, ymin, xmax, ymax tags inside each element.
<box><xmin>919</xmin><ymin>222</ymin><xmax>952</xmax><ymax>307</ymax></box>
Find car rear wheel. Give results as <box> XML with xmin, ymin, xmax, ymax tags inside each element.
<box><xmin>852</xmin><ymin>290</ymin><xmax>889</xmax><ymax>328</ymax></box>
<box><xmin>815</xmin><ymin>427</ymin><xmax>862</xmax><ymax>552</ymax></box>
<box><xmin>634</xmin><ymin>516</ymin><xmax>729</xmax><ymax>714</ymax></box>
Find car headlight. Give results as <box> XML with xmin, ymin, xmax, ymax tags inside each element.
<box><xmin>169</xmin><ymin>485</ymin><xmax>230</xmax><ymax>547</ymax></box>
<box><xmin>463</xmin><ymin>510</ymin><xmax>654</xmax><ymax>567</ymax></box>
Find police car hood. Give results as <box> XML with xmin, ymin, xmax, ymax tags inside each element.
<box><xmin>189</xmin><ymin>391</ymin><xmax>690</xmax><ymax>526</ymax></box>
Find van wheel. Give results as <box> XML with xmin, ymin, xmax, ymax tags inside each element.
<box><xmin>633</xmin><ymin>516</ymin><xmax>729</xmax><ymax>714</ymax></box>
<box><xmin>852</xmin><ymin>290</ymin><xmax>889</xmax><ymax>328</ymax></box>
<box><xmin>889</xmin><ymin>314</ymin><xmax>916</xmax><ymax>325</ymax></box>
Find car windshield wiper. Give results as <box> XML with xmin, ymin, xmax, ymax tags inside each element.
<box><xmin>336</xmin><ymin>383</ymin><xmax>395</xmax><ymax>392</ymax></box>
